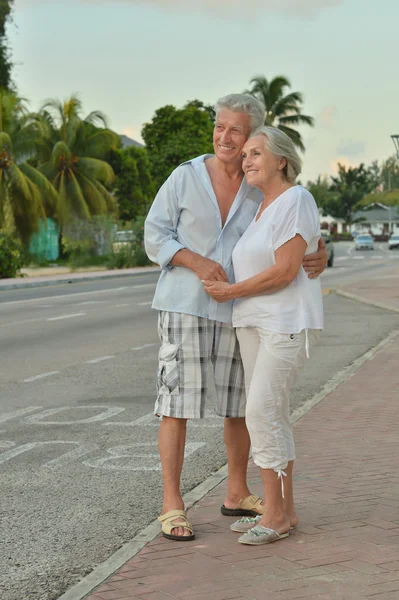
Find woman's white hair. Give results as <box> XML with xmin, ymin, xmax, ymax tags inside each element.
<box><xmin>251</xmin><ymin>126</ymin><xmax>302</xmax><ymax>183</ymax></box>
<box><xmin>214</xmin><ymin>94</ymin><xmax>265</xmax><ymax>132</ymax></box>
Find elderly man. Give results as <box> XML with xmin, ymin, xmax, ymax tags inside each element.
<box><xmin>144</xmin><ymin>94</ymin><xmax>327</xmax><ymax>541</ymax></box>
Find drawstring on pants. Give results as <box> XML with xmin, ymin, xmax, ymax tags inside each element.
<box><xmin>276</xmin><ymin>469</ymin><xmax>287</xmax><ymax>499</ymax></box>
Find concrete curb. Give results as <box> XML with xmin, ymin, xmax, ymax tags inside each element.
<box><xmin>56</xmin><ymin>326</ymin><xmax>399</xmax><ymax>600</ymax></box>
<box><xmin>335</xmin><ymin>288</ymin><xmax>399</xmax><ymax>314</ymax></box>
<box><xmin>0</xmin><ymin>268</ymin><xmax>160</xmax><ymax>291</ymax></box>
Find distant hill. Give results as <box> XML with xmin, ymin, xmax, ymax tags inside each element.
<box><xmin>120</xmin><ymin>134</ymin><xmax>144</xmax><ymax>149</ymax></box>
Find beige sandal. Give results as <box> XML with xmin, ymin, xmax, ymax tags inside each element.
<box><xmin>221</xmin><ymin>494</ymin><xmax>265</xmax><ymax>517</ymax></box>
<box><xmin>158</xmin><ymin>509</ymin><xmax>195</xmax><ymax>541</ymax></box>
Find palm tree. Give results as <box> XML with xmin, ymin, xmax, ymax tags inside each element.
<box><xmin>37</xmin><ymin>95</ymin><xmax>120</xmax><ymax>222</ymax></box>
<box><xmin>246</xmin><ymin>76</ymin><xmax>314</xmax><ymax>151</ymax></box>
<box><xmin>0</xmin><ymin>90</ymin><xmax>59</xmax><ymax>243</ymax></box>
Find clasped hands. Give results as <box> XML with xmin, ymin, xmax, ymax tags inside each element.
<box><xmin>195</xmin><ymin>237</ymin><xmax>328</xmax><ymax>304</ymax></box>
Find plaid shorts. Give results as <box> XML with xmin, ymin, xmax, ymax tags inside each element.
<box><xmin>155</xmin><ymin>311</ymin><xmax>246</xmax><ymax>419</ymax></box>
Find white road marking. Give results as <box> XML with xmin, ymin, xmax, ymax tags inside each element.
<box><xmin>353</xmin><ymin>256</ymin><xmax>365</xmax><ymax>260</ymax></box>
<box><xmin>76</xmin><ymin>301</ymin><xmax>106</xmax><ymax>305</ymax></box>
<box><xmin>138</xmin><ymin>302</ymin><xmax>152</xmax><ymax>306</ymax></box>
<box><xmin>82</xmin><ymin>442</ymin><xmax>205</xmax><ymax>471</ymax></box>
<box><xmin>39</xmin><ymin>304</ymin><xmax>54</xmax><ymax>308</ymax></box>
<box><xmin>131</xmin><ymin>343</ymin><xmax>157</xmax><ymax>351</ymax></box>
<box><xmin>113</xmin><ymin>303</ymin><xmax>130</xmax><ymax>308</ymax></box>
<box><xmin>25</xmin><ymin>405</ymin><xmax>125</xmax><ymax>425</ymax></box>
<box><xmin>86</xmin><ymin>355</ymin><xmax>115</xmax><ymax>364</ymax></box>
<box><xmin>0</xmin><ymin>407</ymin><xmax>42</xmax><ymax>424</ymax></box>
<box><xmin>0</xmin><ymin>441</ymin><xmax>15</xmax><ymax>449</ymax></box>
<box><xmin>0</xmin><ymin>284</ymin><xmax>155</xmax><ymax>307</ymax></box>
<box><xmin>47</xmin><ymin>313</ymin><xmax>86</xmax><ymax>321</ymax></box>
<box><xmin>23</xmin><ymin>371</ymin><xmax>59</xmax><ymax>383</ymax></box>
<box><xmin>0</xmin><ymin>441</ymin><xmax>97</xmax><ymax>469</ymax></box>
<box><xmin>105</xmin><ymin>410</ymin><xmax>222</xmax><ymax>428</ymax></box>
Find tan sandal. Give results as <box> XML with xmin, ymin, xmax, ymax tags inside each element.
<box><xmin>221</xmin><ymin>494</ymin><xmax>265</xmax><ymax>517</ymax></box>
<box><xmin>158</xmin><ymin>509</ymin><xmax>195</xmax><ymax>541</ymax></box>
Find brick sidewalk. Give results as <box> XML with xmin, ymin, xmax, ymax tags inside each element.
<box><xmin>86</xmin><ymin>331</ymin><xmax>399</xmax><ymax>600</ymax></box>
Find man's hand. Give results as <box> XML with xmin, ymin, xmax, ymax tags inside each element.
<box><xmin>171</xmin><ymin>250</ymin><xmax>229</xmax><ymax>282</ymax></box>
<box><xmin>302</xmin><ymin>237</ymin><xmax>328</xmax><ymax>279</ymax></box>
<box><xmin>192</xmin><ymin>256</ymin><xmax>229</xmax><ymax>282</ymax></box>
<box><xmin>202</xmin><ymin>280</ymin><xmax>233</xmax><ymax>302</ymax></box>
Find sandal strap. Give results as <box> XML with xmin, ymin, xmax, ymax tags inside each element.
<box><xmin>238</xmin><ymin>494</ymin><xmax>264</xmax><ymax>511</ymax></box>
<box><xmin>158</xmin><ymin>510</ymin><xmax>193</xmax><ymax>535</ymax></box>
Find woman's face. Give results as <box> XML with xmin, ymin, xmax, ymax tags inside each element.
<box><xmin>242</xmin><ymin>135</ymin><xmax>286</xmax><ymax>188</ymax></box>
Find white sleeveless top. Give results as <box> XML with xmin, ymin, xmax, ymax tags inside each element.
<box><xmin>232</xmin><ymin>185</ymin><xmax>324</xmax><ymax>335</ymax></box>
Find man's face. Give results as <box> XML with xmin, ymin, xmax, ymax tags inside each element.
<box><xmin>213</xmin><ymin>108</ymin><xmax>251</xmax><ymax>165</ymax></box>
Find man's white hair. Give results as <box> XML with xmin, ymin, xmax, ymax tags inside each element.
<box><xmin>214</xmin><ymin>94</ymin><xmax>265</xmax><ymax>132</ymax></box>
<box><xmin>251</xmin><ymin>126</ymin><xmax>302</xmax><ymax>183</ymax></box>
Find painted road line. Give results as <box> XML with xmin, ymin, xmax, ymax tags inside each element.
<box><xmin>0</xmin><ymin>284</ymin><xmax>155</xmax><ymax>307</ymax></box>
<box><xmin>0</xmin><ymin>407</ymin><xmax>42</xmax><ymax>424</ymax></box>
<box><xmin>131</xmin><ymin>343</ymin><xmax>157</xmax><ymax>351</ymax></box>
<box><xmin>76</xmin><ymin>301</ymin><xmax>106</xmax><ymax>306</ymax></box>
<box><xmin>86</xmin><ymin>355</ymin><xmax>115</xmax><ymax>364</ymax></box>
<box><xmin>138</xmin><ymin>302</ymin><xmax>152</xmax><ymax>306</ymax></box>
<box><xmin>47</xmin><ymin>313</ymin><xmax>86</xmax><ymax>322</ymax></box>
<box><xmin>23</xmin><ymin>371</ymin><xmax>59</xmax><ymax>383</ymax></box>
<box><xmin>113</xmin><ymin>303</ymin><xmax>130</xmax><ymax>308</ymax></box>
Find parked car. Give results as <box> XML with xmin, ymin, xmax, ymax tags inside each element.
<box><xmin>388</xmin><ymin>234</ymin><xmax>399</xmax><ymax>250</ymax></box>
<box><xmin>321</xmin><ymin>231</ymin><xmax>334</xmax><ymax>267</ymax></box>
<box><xmin>355</xmin><ymin>234</ymin><xmax>374</xmax><ymax>250</ymax></box>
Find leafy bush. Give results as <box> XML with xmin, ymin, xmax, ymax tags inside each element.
<box><xmin>0</xmin><ymin>232</ymin><xmax>23</xmax><ymax>278</ymax></box>
<box><xmin>107</xmin><ymin>244</ymin><xmax>136</xmax><ymax>269</ymax></box>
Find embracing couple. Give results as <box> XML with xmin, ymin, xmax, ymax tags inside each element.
<box><xmin>144</xmin><ymin>93</ymin><xmax>325</xmax><ymax>546</ymax></box>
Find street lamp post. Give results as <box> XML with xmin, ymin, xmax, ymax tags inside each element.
<box><xmin>390</xmin><ymin>135</ymin><xmax>399</xmax><ymax>233</ymax></box>
<box><xmin>392</xmin><ymin>135</ymin><xmax>399</xmax><ymax>159</ymax></box>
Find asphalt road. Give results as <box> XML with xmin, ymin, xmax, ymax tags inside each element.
<box><xmin>1</xmin><ymin>244</ymin><xmax>399</xmax><ymax>600</ymax></box>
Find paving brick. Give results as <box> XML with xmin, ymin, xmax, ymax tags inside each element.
<box><xmin>89</xmin><ymin>327</ymin><xmax>399</xmax><ymax>600</ymax></box>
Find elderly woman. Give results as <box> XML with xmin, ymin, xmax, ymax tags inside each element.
<box><xmin>203</xmin><ymin>126</ymin><xmax>323</xmax><ymax>546</ymax></box>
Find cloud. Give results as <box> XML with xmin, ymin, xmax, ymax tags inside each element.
<box><xmin>320</xmin><ymin>105</ymin><xmax>337</xmax><ymax>128</ymax></box>
<box><xmin>336</xmin><ymin>140</ymin><xmax>366</xmax><ymax>157</ymax></box>
<box><xmin>19</xmin><ymin>0</ymin><xmax>345</xmax><ymax>18</ymax></box>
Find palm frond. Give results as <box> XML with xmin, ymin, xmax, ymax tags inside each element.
<box><xmin>278</xmin><ymin>114</ymin><xmax>315</xmax><ymax>127</ymax></box>
<box><xmin>77</xmin><ymin>157</ymin><xmax>115</xmax><ymax>186</ymax></box>
<box><xmin>278</xmin><ymin>125</ymin><xmax>305</xmax><ymax>152</ymax></box>
<box><xmin>79</xmin><ymin>130</ymin><xmax>120</xmax><ymax>160</ymax></box>
<box><xmin>84</xmin><ymin>110</ymin><xmax>108</xmax><ymax>128</ymax></box>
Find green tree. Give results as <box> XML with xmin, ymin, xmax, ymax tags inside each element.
<box><xmin>37</xmin><ymin>95</ymin><xmax>120</xmax><ymax>222</ymax></box>
<box><xmin>109</xmin><ymin>146</ymin><xmax>156</xmax><ymax>221</ymax></box>
<box><xmin>381</xmin><ymin>156</ymin><xmax>399</xmax><ymax>191</ymax></box>
<box><xmin>0</xmin><ymin>0</ymin><xmax>13</xmax><ymax>90</ymax></box>
<box><xmin>329</xmin><ymin>163</ymin><xmax>378</xmax><ymax>227</ymax></box>
<box><xmin>142</xmin><ymin>100</ymin><xmax>214</xmax><ymax>190</ymax></box>
<box><xmin>307</xmin><ymin>176</ymin><xmax>339</xmax><ymax>216</ymax></box>
<box><xmin>0</xmin><ymin>90</ymin><xmax>59</xmax><ymax>243</ymax></box>
<box><xmin>246</xmin><ymin>75</ymin><xmax>314</xmax><ymax>151</ymax></box>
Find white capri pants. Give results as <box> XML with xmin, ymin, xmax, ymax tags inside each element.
<box><xmin>236</xmin><ymin>328</ymin><xmax>320</xmax><ymax>477</ymax></box>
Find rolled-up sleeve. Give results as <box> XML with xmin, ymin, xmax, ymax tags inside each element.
<box><xmin>144</xmin><ymin>170</ymin><xmax>185</xmax><ymax>270</ymax></box>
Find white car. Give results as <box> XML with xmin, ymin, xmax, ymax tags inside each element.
<box><xmin>388</xmin><ymin>234</ymin><xmax>399</xmax><ymax>250</ymax></box>
<box><xmin>355</xmin><ymin>234</ymin><xmax>374</xmax><ymax>251</ymax></box>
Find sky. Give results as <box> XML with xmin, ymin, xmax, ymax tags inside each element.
<box><xmin>9</xmin><ymin>0</ymin><xmax>399</xmax><ymax>183</ymax></box>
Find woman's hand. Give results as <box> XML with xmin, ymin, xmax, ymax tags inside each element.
<box><xmin>202</xmin><ymin>280</ymin><xmax>234</xmax><ymax>303</ymax></box>
<box><xmin>302</xmin><ymin>237</ymin><xmax>328</xmax><ymax>279</ymax></box>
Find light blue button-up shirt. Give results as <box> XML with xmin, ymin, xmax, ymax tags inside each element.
<box><xmin>144</xmin><ymin>155</ymin><xmax>262</xmax><ymax>324</ymax></box>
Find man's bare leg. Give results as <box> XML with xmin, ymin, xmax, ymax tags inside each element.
<box><xmin>159</xmin><ymin>416</ymin><xmax>190</xmax><ymax>537</ymax></box>
<box><xmin>223</xmin><ymin>417</ymin><xmax>252</xmax><ymax>508</ymax></box>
